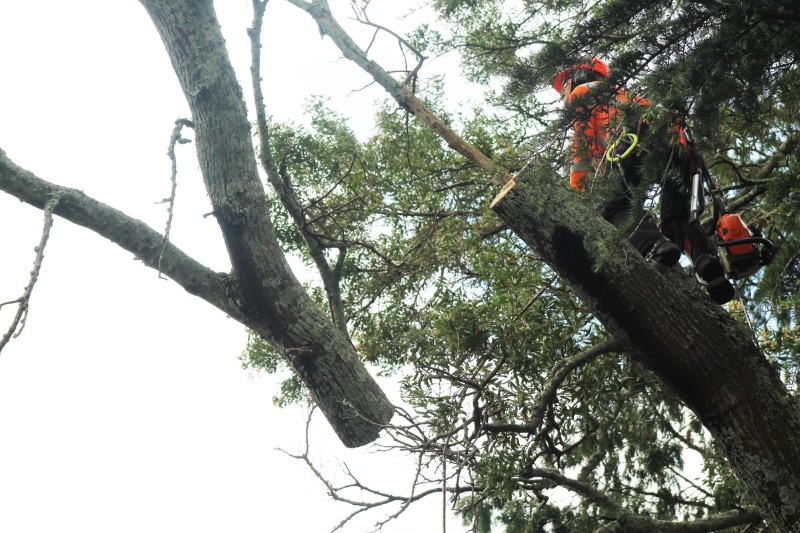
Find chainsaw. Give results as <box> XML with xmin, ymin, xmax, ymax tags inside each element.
<box><xmin>689</xmin><ymin>162</ymin><xmax>776</xmax><ymax>280</ymax></box>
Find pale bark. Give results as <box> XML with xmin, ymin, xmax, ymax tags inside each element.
<box><xmin>0</xmin><ymin>150</ymin><xmax>238</xmax><ymax>318</ymax></box>
<box><xmin>0</xmin><ymin>0</ymin><xmax>395</xmax><ymax>448</ymax></box>
<box><xmin>138</xmin><ymin>0</ymin><xmax>394</xmax><ymax>447</ymax></box>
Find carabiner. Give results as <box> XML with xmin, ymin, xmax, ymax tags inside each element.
<box><xmin>605</xmin><ymin>132</ymin><xmax>639</xmax><ymax>163</ymax></box>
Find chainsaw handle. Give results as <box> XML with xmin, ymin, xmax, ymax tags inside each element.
<box><xmin>716</xmin><ymin>236</ymin><xmax>774</xmax><ymax>248</ymax></box>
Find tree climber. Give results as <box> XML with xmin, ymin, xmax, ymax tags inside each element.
<box><xmin>553</xmin><ymin>58</ymin><xmax>735</xmax><ymax>304</ymax></box>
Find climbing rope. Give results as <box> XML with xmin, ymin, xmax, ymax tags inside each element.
<box><xmin>735</xmin><ymin>284</ymin><xmax>761</xmax><ymax>349</ymax></box>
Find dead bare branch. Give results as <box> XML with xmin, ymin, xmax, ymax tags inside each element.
<box><xmin>348</xmin><ymin>3</ymin><xmax>427</xmax><ymax>88</ymax></box>
<box><xmin>279</xmin><ymin>407</ymin><xmax>477</xmax><ymax>533</ymax></box>
<box><xmin>0</xmin><ymin>195</ymin><xmax>59</xmax><ymax>354</ymax></box>
<box><xmin>159</xmin><ymin>118</ymin><xmax>194</xmax><ymax>278</ymax></box>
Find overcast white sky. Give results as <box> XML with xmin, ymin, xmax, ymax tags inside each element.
<box><xmin>0</xmin><ymin>1</ymin><xmax>469</xmax><ymax>531</ymax></box>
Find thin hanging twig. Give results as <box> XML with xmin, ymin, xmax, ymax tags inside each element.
<box><xmin>158</xmin><ymin>118</ymin><xmax>194</xmax><ymax>278</ymax></box>
<box><xmin>0</xmin><ymin>195</ymin><xmax>60</xmax><ymax>354</ymax></box>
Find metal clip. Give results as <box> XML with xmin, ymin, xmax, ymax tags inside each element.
<box><xmin>605</xmin><ymin>132</ymin><xmax>639</xmax><ymax>163</ymax></box>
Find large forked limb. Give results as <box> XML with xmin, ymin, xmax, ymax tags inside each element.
<box><xmin>0</xmin><ymin>0</ymin><xmax>394</xmax><ymax>448</ymax></box>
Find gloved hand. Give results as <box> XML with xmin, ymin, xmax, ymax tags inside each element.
<box><xmin>570</xmin><ymin>170</ymin><xmax>587</xmax><ymax>191</ymax></box>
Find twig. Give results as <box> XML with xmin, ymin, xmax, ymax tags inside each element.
<box><xmin>285</xmin><ymin>0</ymin><xmax>513</xmax><ymax>186</ymax></box>
<box><xmin>512</xmin><ymin>274</ymin><xmax>557</xmax><ymax>322</ymax></box>
<box><xmin>527</xmin><ymin>468</ymin><xmax>762</xmax><ymax>532</ymax></box>
<box><xmin>159</xmin><ymin>118</ymin><xmax>194</xmax><ymax>278</ymax></box>
<box><xmin>1</xmin><ymin>195</ymin><xmax>60</xmax><ymax>354</ymax></box>
<box><xmin>484</xmin><ymin>339</ymin><xmax>622</xmax><ymax>434</ymax></box>
<box><xmin>278</xmin><ymin>406</ymin><xmax>476</xmax><ymax>533</ymax></box>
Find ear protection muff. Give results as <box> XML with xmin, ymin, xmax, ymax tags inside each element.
<box><xmin>571</xmin><ymin>67</ymin><xmax>592</xmax><ymax>86</ymax></box>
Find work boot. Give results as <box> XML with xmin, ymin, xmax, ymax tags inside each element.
<box><xmin>694</xmin><ymin>254</ymin><xmax>735</xmax><ymax>304</ymax></box>
<box><xmin>647</xmin><ymin>239</ymin><xmax>681</xmax><ymax>267</ymax></box>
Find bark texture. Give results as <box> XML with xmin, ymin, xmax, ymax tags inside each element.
<box><xmin>492</xmin><ymin>171</ymin><xmax>800</xmax><ymax>531</ymax></box>
<box><xmin>0</xmin><ymin>0</ymin><xmax>394</xmax><ymax>449</ymax></box>
<box><xmin>0</xmin><ymin>146</ymin><xmax>392</xmax><ymax>447</ymax></box>
<box><xmin>133</xmin><ymin>0</ymin><xmax>393</xmax><ymax>447</ymax></box>
<box><xmin>0</xmin><ymin>151</ymin><xmax>237</xmax><ymax>316</ymax></box>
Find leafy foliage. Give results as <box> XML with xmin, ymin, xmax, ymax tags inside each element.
<box><xmin>243</xmin><ymin>0</ymin><xmax>800</xmax><ymax>530</ymax></box>
<box><xmin>431</xmin><ymin>0</ymin><xmax>800</xmax><ymax>385</ymax></box>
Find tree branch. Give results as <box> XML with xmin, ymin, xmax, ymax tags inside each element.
<box><xmin>527</xmin><ymin>469</ymin><xmax>762</xmax><ymax>533</ymax></box>
<box><xmin>280</xmin><ymin>0</ymin><xmax>800</xmax><ymax>524</ymax></box>
<box><xmin>723</xmin><ymin>131</ymin><xmax>799</xmax><ymax>213</ymax></box>
<box><xmin>0</xmin><ymin>0</ymin><xmax>394</xmax><ymax>448</ymax></box>
<box><xmin>158</xmin><ymin>118</ymin><xmax>194</xmax><ymax>278</ymax></box>
<box><xmin>286</xmin><ymin>0</ymin><xmax>513</xmax><ymax>187</ymax></box>
<box><xmin>0</xmin><ymin>195</ymin><xmax>59</xmax><ymax>354</ymax></box>
<box><xmin>249</xmin><ymin>0</ymin><xmax>349</xmax><ymax>336</ymax></box>
<box><xmin>484</xmin><ymin>339</ymin><xmax>622</xmax><ymax>434</ymax></box>
<box><xmin>281</xmin><ymin>407</ymin><xmax>477</xmax><ymax>533</ymax></box>
<box><xmin>349</xmin><ymin>4</ymin><xmax>427</xmax><ymax>87</ymax></box>
<box><xmin>139</xmin><ymin>0</ymin><xmax>393</xmax><ymax>447</ymax></box>
<box><xmin>0</xmin><ymin>148</ymin><xmax>241</xmax><ymax>322</ymax></box>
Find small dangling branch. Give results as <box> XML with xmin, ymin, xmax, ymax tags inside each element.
<box><xmin>0</xmin><ymin>195</ymin><xmax>60</xmax><ymax>355</ymax></box>
<box><xmin>441</xmin><ymin>432</ymin><xmax>450</xmax><ymax>533</ymax></box>
<box><xmin>158</xmin><ymin>118</ymin><xmax>194</xmax><ymax>278</ymax></box>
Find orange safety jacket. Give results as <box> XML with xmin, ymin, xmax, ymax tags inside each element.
<box><xmin>566</xmin><ymin>82</ymin><xmax>650</xmax><ymax>191</ymax></box>
<box><xmin>566</xmin><ymin>82</ymin><xmax>691</xmax><ymax>191</ymax></box>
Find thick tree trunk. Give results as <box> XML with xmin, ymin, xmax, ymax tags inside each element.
<box><xmin>492</xmin><ymin>171</ymin><xmax>800</xmax><ymax>531</ymax></box>
<box><xmin>131</xmin><ymin>0</ymin><xmax>392</xmax><ymax>447</ymax></box>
